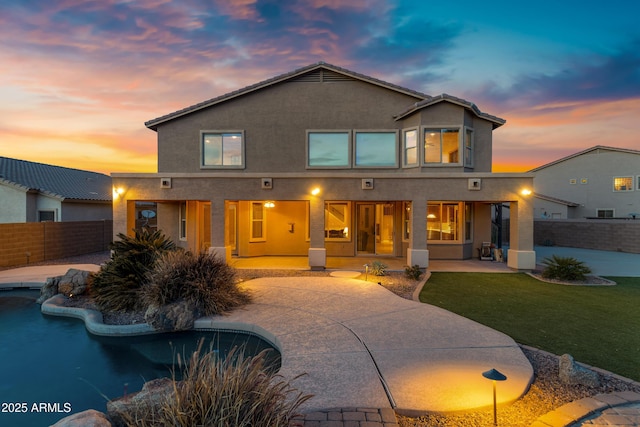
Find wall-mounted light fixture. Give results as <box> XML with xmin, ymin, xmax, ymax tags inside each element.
<box><xmin>264</xmin><ymin>201</ymin><xmax>275</xmax><ymax>208</ymax></box>
<box><xmin>362</xmin><ymin>178</ymin><xmax>374</xmax><ymax>190</ymax></box>
<box><xmin>112</xmin><ymin>187</ymin><xmax>125</xmax><ymax>199</ymax></box>
<box><xmin>262</xmin><ymin>178</ymin><xmax>272</xmax><ymax>189</ymax></box>
<box><xmin>311</xmin><ymin>187</ymin><xmax>320</xmax><ymax>196</ymax></box>
<box><xmin>520</xmin><ymin>188</ymin><xmax>532</xmax><ymax>196</ymax></box>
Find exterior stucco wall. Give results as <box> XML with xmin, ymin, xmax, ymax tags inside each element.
<box><xmin>0</xmin><ymin>185</ymin><xmax>27</xmax><ymax>223</ymax></box>
<box><xmin>157</xmin><ymin>79</ymin><xmax>421</xmax><ymax>174</ymax></box>
<box><xmin>533</xmin><ymin>149</ymin><xmax>640</xmax><ymax>218</ymax></box>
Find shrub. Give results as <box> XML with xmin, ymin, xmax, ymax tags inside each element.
<box><xmin>120</xmin><ymin>343</ymin><xmax>312</xmax><ymax>427</ymax></box>
<box><xmin>541</xmin><ymin>255</ymin><xmax>592</xmax><ymax>281</ymax></box>
<box><xmin>368</xmin><ymin>260</ymin><xmax>388</xmax><ymax>276</ymax></box>
<box><xmin>404</xmin><ymin>264</ymin><xmax>423</xmax><ymax>280</ymax></box>
<box><xmin>142</xmin><ymin>251</ymin><xmax>251</xmax><ymax>316</ymax></box>
<box><xmin>91</xmin><ymin>228</ymin><xmax>178</xmax><ymax>312</ymax></box>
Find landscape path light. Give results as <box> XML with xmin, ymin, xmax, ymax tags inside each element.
<box><xmin>482</xmin><ymin>368</ymin><xmax>507</xmax><ymax>426</ymax></box>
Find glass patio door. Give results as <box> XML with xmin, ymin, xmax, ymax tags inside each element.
<box><xmin>357</xmin><ymin>203</ymin><xmax>394</xmax><ymax>255</ymax></box>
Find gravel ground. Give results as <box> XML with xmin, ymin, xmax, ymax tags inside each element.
<box><xmin>33</xmin><ymin>252</ymin><xmax>640</xmax><ymax>426</ymax></box>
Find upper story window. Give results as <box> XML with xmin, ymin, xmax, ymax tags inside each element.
<box><xmin>464</xmin><ymin>128</ymin><xmax>473</xmax><ymax>167</ymax></box>
<box><xmin>613</xmin><ymin>176</ymin><xmax>633</xmax><ymax>192</ymax></box>
<box><xmin>424</xmin><ymin>128</ymin><xmax>460</xmax><ymax>164</ymax></box>
<box><xmin>308</xmin><ymin>131</ymin><xmax>350</xmax><ymax>168</ymax></box>
<box><xmin>354</xmin><ymin>131</ymin><xmax>398</xmax><ymax>167</ymax></box>
<box><xmin>403</xmin><ymin>129</ymin><xmax>418</xmax><ymax>167</ymax></box>
<box><xmin>201</xmin><ymin>131</ymin><xmax>244</xmax><ymax>168</ymax></box>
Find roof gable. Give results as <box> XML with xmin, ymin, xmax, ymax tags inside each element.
<box><xmin>0</xmin><ymin>157</ymin><xmax>112</xmax><ymax>201</ymax></box>
<box><xmin>145</xmin><ymin>62</ymin><xmax>431</xmax><ymax>130</ymax></box>
<box><xmin>530</xmin><ymin>145</ymin><xmax>640</xmax><ymax>172</ymax></box>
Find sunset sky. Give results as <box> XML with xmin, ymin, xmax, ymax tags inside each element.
<box><xmin>1</xmin><ymin>0</ymin><xmax>638</xmax><ymax>175</ymax></box>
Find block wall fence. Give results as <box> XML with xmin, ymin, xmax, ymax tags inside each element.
<box><xmin>534</xmin><ymin>219</ymin><xmax>640</xmax><ymax>254</ymax></box>
<box><xmin>0</xmin><ymin>220</ymin><xmax>113</xmax><ymax>268</ymax></box>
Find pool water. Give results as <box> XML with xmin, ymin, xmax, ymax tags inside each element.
<box><xmin>0</xmin><ymin>290</ymin><xmax>280</xmax><ymax>427</ymax></box>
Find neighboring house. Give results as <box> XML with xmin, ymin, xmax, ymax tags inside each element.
<box><xmin>112</xmin><ymin>62</ymin><xmax>535</xmax><ymax>270</ymax></box>
<box><xmin>531</xmin><ymin>146</ymin><xmax>640</xmax><ymax>219</ymax></box>
<box><xmin>0</xmin><ymin>157</ymin><xmax>112</xmax><ymax>223</ymax></box>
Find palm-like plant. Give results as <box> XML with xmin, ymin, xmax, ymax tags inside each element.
<box><xmin>91</xmin><ymin>228</ymin><xmax>178</xmax><ymax>312</ymax></box>
<box><xmin>541</xmin><ymin>255</ymin><xmax>592</xmax><ymax>281</ymax></box>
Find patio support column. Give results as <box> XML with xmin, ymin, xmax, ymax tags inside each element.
<box><xmin>507</xmin><ymin>199</ymin><xmax>536</xmax><ymax>270</ymax></box>
<box><xmin>308</xmin><ymin>196</ymin><xmax>326</xmax><ymax>270</ymax></box>
<box><xmin>408</xmin><ymin>198</ymin><xmax>429</xmax><ymax>268</ymax></box>
<box><xmin>208</xmin><ymin>199</ymin><xmax>228</xmax><ymax>263</ymax></box>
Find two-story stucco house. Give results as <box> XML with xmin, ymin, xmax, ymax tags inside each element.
<box><xmin>0</xmin><ymin>157</ymin><xmax>112</xmax><ymax>223</ymax></box>
<box><xmin>531</xmin><ymin>146</ymin><xmax>640</xmax><ymax>219</ymax></box>
<box><xmin>112</xmin><ymin>62</ymin><xmax>535</xmax><ymax>270</ymax></box>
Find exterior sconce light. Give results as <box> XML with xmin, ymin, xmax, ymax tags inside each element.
<box><xmin>520</xmin><ymin>188</ymin><xmax>532</xmax><ymax>196</ymax></box>
<box><xmin>482</xmin><ymin>368</ymin><xmax>507</xmax><ymax>426</ymax></box>
<box><xmin>311</xmin><ymin>187</ymin><xmax>320</xmax><ymax>196</ymax></box>
<box><xmin>264</xmin><ymin>201</ymin><xmax>275</xmax><ymax>208</ymax></box>
<box><xmin>112</xmin><ymin>187</ymin><xmax>125</xmax><ymax>199</ymax></box>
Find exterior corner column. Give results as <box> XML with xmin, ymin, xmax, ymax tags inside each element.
<box><xmin>507</xmin><ymin>199</ymin><xmax>536</xmax><ymax>270</ymax></box>
<box><xmin>208</xmin><ymin>199</ymin><xmax>229</xmax><ymax>263</ymax></box>
<box><xmin>308</xmin><ymin>196</ymin><xmax>326</xmax><ymax>269</ymax></box>
<box><xmin>408</xmin><ymin>198</ymin><xmax>429</xmax><ymax>268</ymax></box>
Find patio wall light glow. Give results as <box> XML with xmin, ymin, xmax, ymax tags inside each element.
<box><xmin>311</xmin><ymin>187</ymin><xmax>320</xmax><ymax>196</ymax></box>
<box><xmin>520</xmin><ymin>188</ymin><xmax>532</xmax><ymax>196</ymax></box>
<box><xmin>112</xmin><ymin>187</ymin><xmax>125</xmax><ymax>199</ymax></box>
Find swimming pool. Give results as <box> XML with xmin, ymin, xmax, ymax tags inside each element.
<box><xmin>0</xmin><ymin>289</ymin><xmax>280</xmax><ymax>427</ymax></box>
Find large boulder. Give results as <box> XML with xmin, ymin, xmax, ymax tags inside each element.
<box><xmin>36</xmin><ymin>276</ymin><xmax>60</xmax><ymax>304</ymax></box>
<box><xmin>36</xmin><ymin>269</ymin><xmax>92</xmax><ymax>304</ymax></box>
<box><xmin>107</xmin><ymin>377</ymin><xmax>175</xmax><ymax>427</ymax></box>
<box><xmin>559</xmin><ymin>353</ymin><xmax>600</xmax><ymax>387</ymax></box>
<box><xmin>57</xmin><ymin>268</ymin><xmax>92</xmax><ymax>297</ymax></box>
<box><xmin>51</xmin><ymin>409</ymin><xmax>112</xmax><ymax>427</ymax></box>
<box><xmin>144</xmin><ymin>300</ymin><xmax>199</xmax><ymax>331</ymax></box>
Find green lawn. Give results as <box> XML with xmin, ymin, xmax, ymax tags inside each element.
<box><xmin>419</xmin><ymin>273</ymin><xmax>640</xmax><ymax>381</ymax></box>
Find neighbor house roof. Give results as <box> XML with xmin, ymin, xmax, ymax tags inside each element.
<box><xmin>529</xmin><ymin>145</ymin><xmax>640</xmax><ymax>172</ymax></box>
<box><xmin>145</xmin><ymin>62</ymin><xmax>503</xmax><ymax>130</ymax></box>
<box><xmin>0</xmin><ymin>157</ymin><xmax>112</xmax><ymax>201</ymax></box>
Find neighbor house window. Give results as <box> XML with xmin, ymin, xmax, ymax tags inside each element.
<box><xmin>464</xmin><ymin>128</ymin><xmax>473</xmax><ymax>167</ymax></box>
<box><xmin>424</xmin><ymin>128</ymin><xmax>460</xmax><ymax>164</ymax></box>
<box><xmin>427</xmin><ymin>202</ymin><xmax>460</xmax><ymax>241</ymax></box>
<box><xmin>354</xmin><ymin>131</ymin><xmax>397</xmax><ymax>167</ymax></box>
<box><xmin>325</xmin><ymin>201</ymin><xmax>350</xmax><ymax>240</ymax></box>
<box><xmin>179</xmin><ymin>202</ymin><xmax>187</xmax><ymax>240</ymax></box>
<box><xmin>613</xmin><ymin>176</ymin><xmax>633</xmax><ymax>191</ymax></box>
<box><xmin>596</xmin><ymin>209</ymin><xmax>614</xmax><ymax>218</ymax></box>
<box><xmin>202</xmin><ymin>131</ymin><xmax>244</xmax><ymax>168</ymax></box>
<box><xmin>308</xmin><ymin>131</ymin><xmax>350</xmax><ymax>167</ymax></box>
<box><xmin>38</xmin><ymin>210</ymin><xmax>55</xmax><ymax>222</ymax></box>
<box><xmin>250</xmin><ymin>202</ymin><xmax>266</xmax><ymax>241</ymax></box>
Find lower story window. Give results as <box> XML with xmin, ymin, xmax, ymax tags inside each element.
<box><xmin>179</xmin><ymin>202</ymin><xmax>187</xmax><ymax>240</ymax></box>
<box><xmin>325</xmin><ymin>202</ymin><xmax>350</xmax><ymax>240</ymax></box>
<box><xmin>250</xmin><ymin>202</ymin><xmax>266</xmax><ymax>241</ymax></box>
<box><xmin>427</xmin><ymin>202</ymin><xmax>460</xmax><ymax>241</ymax></box>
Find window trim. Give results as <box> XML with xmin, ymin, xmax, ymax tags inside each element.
<box><xmin>613</xmin><ymin>176</ymin><xmax>634</xmax><ymax>192</ymax></box>
<box><xmin>422</xmin><ymin>126</ymin><xmax>463</xmax><ymax>166</ymax></box>
<box><xmin>402</xmin><ymin>128</ymin><xmax>419</xmax><ymax>168</ymax></box>
<box><xmin>402</xmin><ymin>201</ymin><xmax>411</xmax><ymax>242</ymax></box>
<box><xmin>306</xmin><ymin>130</ymin><xmax>352</xmax><ymax>169</ymax></box>
<box><xmin>200</xmin><ymin>130</ymin><xmax>245</xmax><ymax>169</ymax></box>
<box><xmin>463</xmin><ymin>127</ymin><xmax>474</xmax><ymax>168</ymax></box>
<box><xmin>353</xmin><ymin>130</ymin><xmax>399</xmax><ymax>168</ymax></box>
<box><xmin>324</xmin><ymin>201</ymin><xmax>352</xmax><ymax>242</ymax></box>
<box><xmin>427</xmin><ymin>202</ymin><xmax>464</xmax><ymax>244</ymax></box>
<box><xmin>249</xmin><ymin>201</ymin><xmax>266</xmax><ymax>242</ymax></box>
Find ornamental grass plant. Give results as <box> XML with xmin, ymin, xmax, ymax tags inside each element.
<box><xmin>541</xmin><ymin>254</ymin><xmax>592</xmax><ymax>281</ymax></box>
<box><xmin>119</xmin><ymin>343</ymin><xmax>312</xmax><ymax>427</ymax></box>
<box><xmin>142</xmin><ymin>251</ymin><xmax>251</xmax><ymax>316</ymax></box>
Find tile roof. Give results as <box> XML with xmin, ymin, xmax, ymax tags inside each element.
<box><xmin>529</xmin><ymin>145</ymin><xmax>640</xmax><ymax>172</ymax></box>
<box><xmin>0</xmin><ymin>157</ymin><xmax>112</xmax><ymax>201</ymax></box>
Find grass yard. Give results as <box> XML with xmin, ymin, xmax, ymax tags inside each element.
<box><xmin>419</xmin><ymin>273</ymin><xmax>640</xmax><ymax>381</ymax></box>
